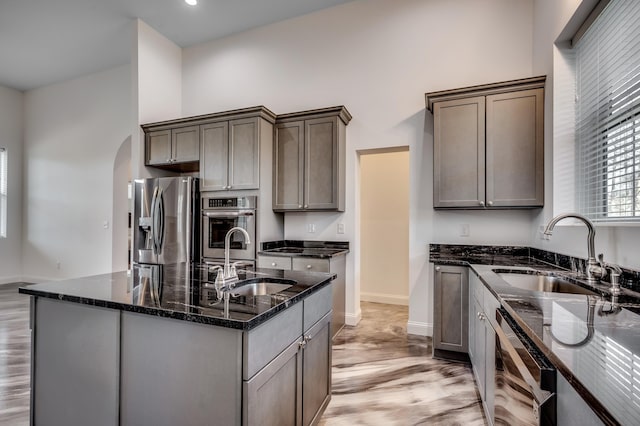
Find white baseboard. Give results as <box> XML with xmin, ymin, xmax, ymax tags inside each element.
<box><xmin>407</xmin><ymin>320</ymin><xmax>432</xmax><ymax>337</ymax></box>
<box><xmin>0</xmin><ymin>276</ymin><xmax>24</xmax><ymax>285</ymax></box>
<box><xmin>345</xmin><ymin>310</ymin><xmax>362</xmax><ymax>326</ymax></box>
<box><xmin>360</xmin><ymin>292</ymin><xmax>409</xmax><ymax>306</ymax></box>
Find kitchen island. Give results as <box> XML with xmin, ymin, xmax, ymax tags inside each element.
<box><xmin>19</xmin><ymin>263</ymin><xmax>335</xmax><ymax>426</ymax></box>
<box><xmin>431</xmin><ymin>244</ymin><xmax>640</xmax><ymax>426</ymax></box>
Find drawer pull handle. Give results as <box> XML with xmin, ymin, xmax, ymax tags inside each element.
<box><xmin>435</xmin><ymin>266</ymin><xmax>441</xmax><ymax>272</ymax></box>
<box><xmin>306</xmin><ymin>265</ymin><xmax>312</xmax><ymax>269</ymax></box>
<box><xmin>271</xmin><ymin>262</ymin><xmax>277</xmax><ymax>267</ymax></box>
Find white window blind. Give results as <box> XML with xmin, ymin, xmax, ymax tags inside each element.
<box><xmin>0</xmin><ymin>147</ymin><xmax>6</xmax><ymax>237</ymax></box>
<box><xmin>575</xmin><ymin>0</ymin><xmax>640</xmax><ymax>222</ymax></box>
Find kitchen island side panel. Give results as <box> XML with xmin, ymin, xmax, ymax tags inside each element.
<box><xmin>120</xmin><ymin>311</ymin><xmax>243</xmax><ymax>426</ymax></box>
<box><xmin>33</xmin><ymin>298</ymin><xmax>120</xmax><ymax>426</ymax></box>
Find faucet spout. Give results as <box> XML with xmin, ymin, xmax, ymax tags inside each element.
<box><xmin>543</xmin><ymin>213</ymin><xmax>603</xmax><ymax>283</ymax></box>
<box><xmin>222</xmin><ymin>227</ymin><xmax>251</xmax><ymax>288</ymax></box>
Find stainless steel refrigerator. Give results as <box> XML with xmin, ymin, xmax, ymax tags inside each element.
<box><xmin>132</xmin><ymin>177</ymin><xmax>200</xmax><ymax>265</ymax></box>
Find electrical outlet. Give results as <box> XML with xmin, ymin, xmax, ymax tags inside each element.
<box><xmin>337</xmin><ymin>223</ymin><xmax>345</xmax><ymax>234</ymax></box>
<box><xmin>460</xmin><ymin>224</ymin><xmax>470</xmax><ymax>237</ymax></box>
<box><xmin>103</xmin><ymin>220</ymin><xmax>109</xmax><ymax>229</ymax></box>
<box><xmin>308</xmin><ymin>223</ymin><xmax>316</xmax><ymax>233</ymax></box>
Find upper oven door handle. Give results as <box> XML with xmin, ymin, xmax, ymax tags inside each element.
<box><xmin>202</xmin><ymin>211</ymin><xmax>254</xmax><ymax>218</ymax></box>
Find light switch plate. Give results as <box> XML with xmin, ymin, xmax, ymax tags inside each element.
<box><xmin>308</xmin><ymin>223</ymin><xmax>316</xmax><ymax>233</ymax></box>
<box><xmin>337</xmin><ymin>223</ymin><xmax>345</xmax><ymax>234</ymax></box>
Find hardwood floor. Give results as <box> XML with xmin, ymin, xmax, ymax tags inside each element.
<box><xmin>0</xmin><ymin>287</ymin><xmax>485</xmax><ymax>426</ymax></box>
<box><xmin>320</xmin><ymin>302</ymin><xmax>486</xmax><ymax>426</ymax></box>
<box><xmin>0</xmin><ymin>283</ymin><xmax>30</xmax><ymax>426</ymax></box>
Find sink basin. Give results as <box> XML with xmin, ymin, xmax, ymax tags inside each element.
<box><xmin>496</xmin><ymin>271</ymin><xmax>597</xmax><ymax>295</ymax></box>
<box><xmin>230</xmin><ymin>278</ymin><xmax>296</xmax><ymax>297</ymax></box>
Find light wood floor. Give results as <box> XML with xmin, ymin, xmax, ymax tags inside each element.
<box><xmin>1</xmin><ymin>288</ymin><xmax>485</xmax><ymax>425</ymax></box>
<box><xmin>0</xmin><ymin>283</ymin><xmax>30</xmax><ymax>426</ymax></box>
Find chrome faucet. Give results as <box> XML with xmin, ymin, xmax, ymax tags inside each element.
<box><xmin>214</xmin><ymin>226</ymin><xmax>251</xmax><ymax>290</ymax></box>
<box><xmin>543</xmin><ymin>213</ymin><xmax>605</xmax><ymax>284</ymax></box>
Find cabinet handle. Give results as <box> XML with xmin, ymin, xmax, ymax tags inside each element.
<box><xmin>298</xmin><ymin>339</ymin><xmax>306</xmax><ymax>349</ymax></box>
<box><xmin>304</xmin><ymin>334</ymin><xmax>311</xmax><ymax>342</ymax></box>
<box><xmin>306</xmin><ymin>265</ymin><xmax>312</xmax><ymax>269</ymax></box>
<box><xmin>435</xmin><ymin>266</ymin><xmax>441</xmax><ymax>272</ymax></box>
<box><xmin>488</xmin><ymin>201</ymin><xmax>494</xmax><ymax>206</ymax></box>
<box><xmin>298</xmin><ymin>205</ymin><xmax>303</xmax><ymax>209</ymax></box>
<box><xmin>479</xmin><ymin>201</ymin><xmax>485</xmax><ymax>206</ymax></box>
<box><xmin>304</xmin><ymin>205</ymin><xmax>308</xmax><ymax>208</ymax></box>
<box><xmin>271</xmin><ymin>262</ymin><xmax>277</xmax><ymax>267</ymax></box>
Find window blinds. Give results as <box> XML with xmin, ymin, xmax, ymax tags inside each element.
<box><xmin>575</xmin><ymin>0</ymin><xmax>640</xmax><ymax>222</ymax></box>
<box><xmin>0</xmin><ymin>148</ymin><xmax>6</xmax><ymax>237</ymax></box>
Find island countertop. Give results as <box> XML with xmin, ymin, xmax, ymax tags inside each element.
<box><xmin>18</xmin><ymin>263</ymin><xmax>335</xmax><ymax>331</ymax></box>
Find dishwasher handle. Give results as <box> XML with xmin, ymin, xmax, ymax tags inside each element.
<box><xmin>495</xmin><ymin>310</ymin><xmax>555</xmax><ymax>415</ymax></box>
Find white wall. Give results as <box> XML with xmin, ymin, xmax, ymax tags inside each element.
<box><xmin>182</xmin><ymin>0</ymin><xmax>536</xmax><ymax>334</ymax></box>
<box><xmin>0</xmin><ymin>86</ymin><xmax>23</xmax><ymax>283</ymax></box>
<box><xmin>360</xmin><ymin>149</ymin><xmax>409</xmax><ymax>305</ymax></box>
<box><xmin>530</xmin><ymin>0</ymin><xmax>640</xmax><ymax>270</ymax></box>
<box><xmin>132</xmin><ymin>19</ymin><xmax>182</xmax><ymax>179</ymax></box>
<box><xmin>22</xmin><ymin>65</ymin><xmax>131</xmax><ymax>281</ymax></box>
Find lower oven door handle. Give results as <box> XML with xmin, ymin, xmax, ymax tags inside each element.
<box><xmin>495</xmin><ymin>311</ymin><xmax>554</xmax><ymax>409</ymax></box>
<box><xmin>202</xmin><ymin>211</ymin><xmax>254</xmax><ymax>218</ymax></box>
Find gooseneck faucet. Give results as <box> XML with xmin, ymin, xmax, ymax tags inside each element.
<box><xmin>215</xmin><ymin>226</ymin><xmax>252</xmax><ymax>291</ymax></box>
<box><xmin>543</xmin><ymin>213</ymin><xmax>605</xmax><ymax>284</ymax></box>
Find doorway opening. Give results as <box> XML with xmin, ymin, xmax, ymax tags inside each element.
<box><xmin>359</xmin><ymin>147</ymin><xmax>410</xmax><ymax>305</ymax></box>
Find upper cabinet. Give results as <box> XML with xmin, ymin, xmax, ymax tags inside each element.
<box><xmin>273</xmin><ymin>106</ymin><xmax>352</xmax><ymax>212</ymax></box>
<box><xmin>145</xmin><ymin>126</ymin><xmax>200</xmax><ymax>171</ymax></box>
<box><xmin>426</xmin><ymin>76</ymin><xmax>545</xmax><ymax>209</ymax></box>
<box><xmin>141</xmin><ymin>106</ymin><xmax>276</xmax><ymax>189</ymax></box>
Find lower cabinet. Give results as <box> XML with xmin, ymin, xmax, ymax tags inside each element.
<box><xmin>468</xmin><ymin>272</ymin><xmax>498</xmax><ymax>425</ymax></box>
<box><xmin>243</xmin><ymin>285</ymin><xmax>332</xmax><ymax>426</ymax></box>
<box><xmin>432</xmin><ymin>265</ymin><xmax>469</xmax><ymax>361</ymax></box>
<box><xmin>258</xmin><ymin>254</ymin><xmax>346</xmax><ymax>339</ymax></box>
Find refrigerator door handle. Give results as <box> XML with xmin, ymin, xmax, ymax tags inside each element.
<box><xmin>150</xmin><ymin>186</ymin><xmax>159</xmax><ymax>254</ymax></box>
<box><xmin>156</xmin><ymin>187</ymin><xmax>165</xmax><ymax>255</ymax></box>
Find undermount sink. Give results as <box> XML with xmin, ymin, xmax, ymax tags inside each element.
<box><xmin>495</xmin><ymin>270</ymin><xmax>597</xmax><ymax>295</ymax></box>
<box><xmin>230</xmin><ymin>278</ymin><xmax>296</xmax><ymax>297</ymax></box>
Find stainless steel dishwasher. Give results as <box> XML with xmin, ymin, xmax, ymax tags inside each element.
<box><xmin>494</xmin><ymin>308</ymin><xmax>556</xmax><ymax>425</ymax></box>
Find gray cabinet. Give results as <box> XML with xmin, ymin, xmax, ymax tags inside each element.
<box><xmin>201</xmin><ymin>117</ymin><xmax>262</xmax><ymax>192</ymax></box>
<box><xmin>273</xmin><ymin>106</ymin><xmax>351</xmax><ymax>212</ymax></box>
<box><xmin>141</xmin><ymin>106</ymin><xmax>275</xmax><ymax>177</ymax></box>
<box><xmin>244</xmin><ymin>285</ymin><xmax>332</xmax><ymax>426</ymax></box>
<box><xmin>258</xmin><ymin>254</ymin><xmax>346</xmax><ymax>339</ymax></box>
<box><xmin>468</xmin><ymin>272</ymin><xmax>498</xmax><ymax>424</ymax></box>
<box><xmin>426</xmin><ymin>76</ymin><xmax>545</xmax><ymax>209</ymax></box>
<box><xmin>432</xmin><ymin>265</ymin><xmax>469</xmax><ymax>360</ymax></box>
<box><xmin>146</xmin><ymin>125</ymin><xmax>200</xmax><ymax>168</ymax></box>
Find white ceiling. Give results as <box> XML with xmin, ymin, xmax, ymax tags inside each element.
<box><xmin>0</xmin><ymin>0</ymin><xmax>354</xmax><ymax>91</ymax></box>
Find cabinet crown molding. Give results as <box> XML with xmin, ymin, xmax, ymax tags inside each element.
<box><xmin>425</xmin><ymin>76</ymin><xmax>546</xmax><ymax>112</ymax></box>
<box><xmin>275</xmin><ymin>105</ymin><xmax>352</xmax><ymax>125</ymax></box>
<box><xmin>141</xmin><ymin>105</ymin><xmax>277</xmax><ymax>132</ymax></box>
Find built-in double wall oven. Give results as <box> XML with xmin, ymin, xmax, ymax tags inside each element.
<box><xmin>201</xmin><ymin>195</ymin><xmax>257</xmax><ymax>268</ymax></box>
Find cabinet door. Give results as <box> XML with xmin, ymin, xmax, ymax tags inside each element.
<box><xmin>229</xmin><ymin>117</ymin><xmax>260</xmax><ymax>190</ymax></box>
<box><xmin>473</xmin><ymin>297</ymin><xmax>487</xmax><ymax>401</ymax></box>
<box><xmin>302</xmin><ymin>313</ymin><xmax>331</xmax><ymax>426</ymax></box>
<box><xmin>433</xmin><ymin>97</ymin><xmax>486</xmax><ymax>208</ymax></box>
<box><xmin>305</xmin><ymin>117</ymin><xmax>339</xmax><ymax>210</ymax></box>
<box><xmin>172</xmin><ymin>125</ymin><xmax>200</xmax><ymax>163</ymax></box>
<box><xmin>274</xmin><ymin>121</ymin><xmax>304</xmax><ymax>210</ymax></box>
<box><xmin>433</xmin><ymin>265</ymin><xmax>469</xmax><ymax>353</ymax></box>
<box><xmin>146</xmin><ymin>130</ymin><xmax>172</xmax><ymax>165</ymax></box>
<box><xmin>244</xmin><ymin>339</ymin><xmax>302</xmax><ymax>426</ymax></box>
<box><xmin>486</xmin><ymin>88</ymin><xmax>544</xmax><ymax>207</ymax></box>
<box><xmin>200</xmin><ymin>122</ymin><xmax>229</xmax><ymax>191</ymax></box>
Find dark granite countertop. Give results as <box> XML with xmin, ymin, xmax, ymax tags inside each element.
<box><xmin>259</xmin><ymin>240</ymin><xmax>349</xmax><ymax>258</ymax></box>
<box><xmin>18</xmin><ymin>263</ymin><xmax>335</xmax><ymax>331</ymax></box>
<box><xmin>430</xmin><ymin>244</ymin><xmax>640</xmax><ymax>426</ymax></box>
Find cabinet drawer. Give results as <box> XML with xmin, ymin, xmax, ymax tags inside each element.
<box><xmin>257</xmin><ymin>256</ymin><xmax>292</xmax><ymax>270</ymax></box>
<box><xmin>292</xmin><ymin>258</ymin><xmax>330</xmax><ymax>273</ymax></box>
<box><xmin>303</xmin><ymin>284</ymin><xmax>332</xmax><ymax>332</ymax></box>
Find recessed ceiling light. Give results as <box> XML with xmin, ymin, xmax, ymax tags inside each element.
<box><xmin>185</xmin><ymin>0</ymin><xmax>197</xmax><ymax>5</ymax></box>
